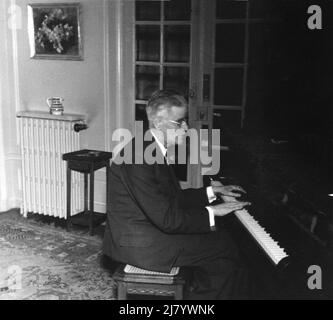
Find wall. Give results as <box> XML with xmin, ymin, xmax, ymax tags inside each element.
<box><xmin>0</xmin><ymin>0</ymin><xmax>135</xmax><ymax>213</ymax></box>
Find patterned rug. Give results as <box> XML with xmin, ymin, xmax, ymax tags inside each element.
<box><xmin>0</xmin><ymin>210</ymin><xmax>116</xmax><ymax>300</ymax></box>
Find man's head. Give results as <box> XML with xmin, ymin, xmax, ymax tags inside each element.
<box><xmin>146</xmin><ymin>89</ymin><xmax>188</xmax><ymax>146</ymax></box>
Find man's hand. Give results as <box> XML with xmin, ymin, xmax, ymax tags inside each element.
<box><xmin>210</xmin><ymin>180</ymin><xmax>224</xmax><ymax>187</ymax></box>
<box><xmin>221</xmin><ymin>195</ymin><xmax>237</xmax><ymax>203</ymax></box>
<box><xmin>211</xmin><ymin>182</ymin><xmax>246</xmax><ymax>198</ymax></box>
<box><xmin>210</xmin><ymin>200</ymin><xmax>250</xmax><ymax>217</ymax></box>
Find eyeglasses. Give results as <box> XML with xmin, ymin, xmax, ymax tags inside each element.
<box><xmin>167</xmin><ymin>119</ymin><xmax>188</xmax><ymax>128</ymax></box>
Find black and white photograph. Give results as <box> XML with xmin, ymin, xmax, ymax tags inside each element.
<box><xmin>0</xmin><ymin>0</ymin><xmax>332</xmax><ymax>304</ymax></box>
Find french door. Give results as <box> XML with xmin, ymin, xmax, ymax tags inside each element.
<box><xmin>134</xmin><ymin>0</ymin><xmax>249</xmax><ymax>188</ymax></box>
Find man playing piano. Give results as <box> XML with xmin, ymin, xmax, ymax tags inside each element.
<box><xmin>103</xmin><ymin>89</ymin><xmax>252</xmax><ymax>299</ymax></box>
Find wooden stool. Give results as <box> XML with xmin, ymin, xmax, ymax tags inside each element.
<box><xmin>62</xmin><ymin>149</ymin><xmax>113</xmax><ymax>236</ymax></box>
<box><xmin>113</xmin><ymin>264</ymin><xmax>187</xmax><ymax>300</ymax></box>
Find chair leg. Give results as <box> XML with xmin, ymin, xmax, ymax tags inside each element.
<box><xmin>117</xmin><ymin>282</ymin><xmax>128</xmax><ymax>300</ymax></box>
<box><xmin>89</xmin><ymin>167</ymin><xmax>94</xmax><ymax>236</ymax></box>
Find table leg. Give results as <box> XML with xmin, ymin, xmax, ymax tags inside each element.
<box><xmin>66</xmin><ymin>165</ymin><xmax>71</xmax><ymax>232</ymax></box>
<box><xmin>89</xmin><ymin>166</ymin><xmax>94</xmax><ymax>236</ymax></box>
<box><xmin>174</xmin><ymin>285</ymin><xmax>183</xmax><ymax>300</ymax></box>
<box><xmin>84</xmin><ymin>173</ymin><xmax>88</xmax><ymax>214</ymax></box>
<box><xmin>117</xmin><ymin>282</ymin><xmax>128</xmax><ymax>300</ymax></box>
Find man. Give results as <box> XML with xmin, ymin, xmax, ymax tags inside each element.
<box><xmin>103</xmin><ymin>89</ymin><xmax>251</xmax><ymax>299</ymax></box>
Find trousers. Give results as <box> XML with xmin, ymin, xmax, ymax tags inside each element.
<box><xmin>174</xmin><ymin>226</ymin><xmax>252</xmax><ymax>300</ymax></box>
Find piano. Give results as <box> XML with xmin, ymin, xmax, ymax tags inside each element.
<box><xmin>206</xmin><ymin>177</ymin><xmax>333</xmax><ymax>300</ymax></box>
<box><xmin>231</xmin><ymin>188</ymin><xmax>332</xmax><ymax>299</ymax></box>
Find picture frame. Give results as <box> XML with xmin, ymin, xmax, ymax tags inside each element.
<box><xmin>27</xmin><ymin>3</ymin><xmax>83</xmax><ymax>60</ymax></box>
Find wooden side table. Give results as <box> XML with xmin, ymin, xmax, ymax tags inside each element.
<box><xmin>62</xmin><ymin>149</ymin><xmax>113</xmax><ymax>236</ymax></box>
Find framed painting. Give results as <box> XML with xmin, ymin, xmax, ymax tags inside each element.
<box><xmin>27</xmin><ymin>3</ymin><xmax>83</xmax><ymax>60</ymax></box>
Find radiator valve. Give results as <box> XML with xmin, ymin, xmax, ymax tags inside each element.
<box><xmin>74</xmin><ymin>122</ymin><xmax>88</xmax><ymax>132</ymax></box>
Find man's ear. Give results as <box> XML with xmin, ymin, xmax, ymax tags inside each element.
<box><xmin>146</xmin><ymin>106</ymin><xmax>152</xmax><ymax>120</ymax></box>
<box><xmin>146</xmin><ymin>107</ymin><xmax>160</xmax><ymax>128</ymax></box>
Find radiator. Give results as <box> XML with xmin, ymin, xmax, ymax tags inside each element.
<box><xmin>17</xmin><ymin>111</ymin><xmax>85</xmax><ymax>219</ymax></box>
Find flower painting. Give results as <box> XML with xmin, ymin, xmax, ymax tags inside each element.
<box><xmin>28</xmin><ymin>3</ymin><xmax>83</xmax><ymax>60</ymax></box>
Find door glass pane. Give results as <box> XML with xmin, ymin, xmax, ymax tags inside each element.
<box><xmin>249</xmin><ymin>0</ymin><xmax>281</xmax><ymax>19</ymax></box>
<box><xmin>213</xmin><ymin>109</ymin><xmax>242</xmax><ymax>132</ymax></box>
<box><xmin>214</xmin><ymin>68</ymin><xmax>243</xmax><ymax>105</ymax></box>
<box><xmin>163</xmin><ymin>67</ymin><xmax>189</xmax><ymax>98</ymax></box>
<box><xmin>135</xmin><ymin>104</ymin><xmax>148</xmax><ymax>122</ymax></box>
<box><xmin>248</xmin><ymin>23</ymin><xmax>269</xmax><ymax>68</ymax></box>
<box><xmin>136</xmin><ymin>65</ymin><xmax>160</xmax><ymax>100</ymax></box>
<box><xmin>136</xmin><ymin>25</ymin><xmax>160</xmax><ymax>62</ymax></box>
<box><xmin>164</xmin><ymin>25</ymin><xmax>190</xmax><ymax>63</ymax></box>
<box><xmin>165</xmin><ymin>0</ymin><xmax>191</xmax><ymax>21</ymax></box>
<box><xmin>215</xmin><ymin>23</ymin><xmax>245</xmax><ymax>63</ymax></box>
<box><xmin>136</xmin><ymin>0</ymin><xmax>161</xmax><ymax>21</ymax></box>
<box><xmin>216</xmin><ymin>0</ymin><xmax>247</xmax><ymax>19</ymax></box>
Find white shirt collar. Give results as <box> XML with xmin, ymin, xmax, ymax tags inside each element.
<box><xmin>150</xmin><ymin>129</ymin><xmax>167</xmax><ymax>157</ymax></box>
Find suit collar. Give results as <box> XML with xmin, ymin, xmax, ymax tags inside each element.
<box><xmin>150</xmin><ymin>129</ymin><xmax>167</xmax><ymax>157</ymax></box>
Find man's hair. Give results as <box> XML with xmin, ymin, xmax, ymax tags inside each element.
<box><xmin>147</xmin><ymin>89</ymin><xmax>187</xmax><ymax>114</ymax></box>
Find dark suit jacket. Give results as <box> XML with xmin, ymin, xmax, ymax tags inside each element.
<box><xmin>103</xmin><ymin>133</ymin><xmax>213</xmax><ymax>272</ymax></box>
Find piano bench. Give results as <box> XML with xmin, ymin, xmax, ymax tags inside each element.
<box><xmin>113</xmin><ymin>264</ymin><xmax>187</xmax><ymax>300</ymax></box>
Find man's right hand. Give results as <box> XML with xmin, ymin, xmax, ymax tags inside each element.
<box><xmin>210</xmin><ymin>201</ymin><xmax>251</xmax><ymax>217</ymax></box>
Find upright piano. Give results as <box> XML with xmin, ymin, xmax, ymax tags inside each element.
<box><xmin>230</xmin><ymin>188</ymin><xmax>332</xmax><ymax>299</ymax></box>
<box><xmin>206</xmin><ymin>177</ymin><xmax>333</xmax><ymax>300</ymax></box>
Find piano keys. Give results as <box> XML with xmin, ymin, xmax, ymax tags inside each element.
<box><xmin>234</xmin><ymin>209</ymin><xmax>289</xmax><ymax>266</ymax></box>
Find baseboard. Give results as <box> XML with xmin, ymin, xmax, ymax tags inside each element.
<box><xmin>0</xmin><ymin>195</ymin><xmax>19</xmax><ymax>212</ymax></box>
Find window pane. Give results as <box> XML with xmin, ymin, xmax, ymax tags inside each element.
<box><xmin>136</xmin><ymin>0</ymin><xmax>161</xmax><ymax>21</ymax></box>
<box><xmin>136</xmin><ymin>25</ymin><xmax>160</xmax><ymax>62</ymax></box>
<box><xmin>247</xmin><ymin>23</ymin><xmax>268</xmax><ymax>107</ymax></box>
<box><xmin>216</xmin><ymin>0</ymin><xmax>247</xmax><ymax>19</ymax></box>
<box><xmin>135</xmin><ymin>104</ymin><xmax>148</xmax><ymax>122</ymax></box>
<box><xmin>164</xmin><ymin>25</ymin><xmax>190</xmax><ymax>63</ymax></box>
<box><xmin>163</xmin><ymin>67</ymin><xmax>189</xmax><ymax>98</ymax></box>
<box><xmin>249</xmin><ymin>0</ymin><xmax>267</xmax><ymax>19</ymax></box>
<box><xmin>165</xmin><ymin>0</ymin><xmax>191</xmax><ymax>21</ymax></box>
<box><xmin>136</xmin><ymin>65</ymin><xmax>160</xmax><ymax>100</ymax></box>
<box><xmin>214</xmin><ymin>68</ymin><xmax>243</xmax><ymax>105</ymax></box>
<box><xmin>215</xmin><ymin>23</ymin><xmax>245</xmax><ymax>63</ymax></box>
<box><xmin>249</xmin><ymin>0</ymin><xmax>282</xmax><ymax>20</ymax></box>
<box><xmin>213</xmin><ymin>109</ymin><xmax>242</xmax><ymax>132</ymax></box>
<box><xmin>248</xmin><ymin>23</ymin><xmax>269</xmax><ymax>68</ymax></box>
